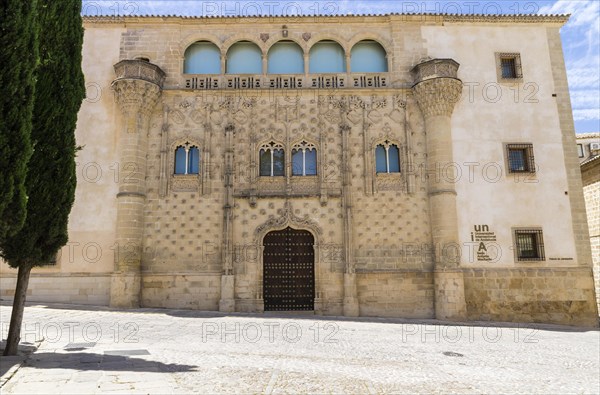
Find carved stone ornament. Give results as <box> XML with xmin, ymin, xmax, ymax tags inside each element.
<box><xmin>170</xmin><ymin>174</ymin><xmax>200</xmax><ymax>192</ymax></box>
<box><xmin>413</xmin><ymin>78</ymin><xmax>463</xmax><ymax>118</ymax></box>
<box><xmin>254</xmin><ymin>200</ymin><xmax>322</xmax><ymax>243</ymax></box>
<box><xmin>260</xmin><ymin>33</ymin><xmax>269</xmax><ymax>42</ymax></box>
<box><xmin>111</xmin><ymin>79</ymin><xmax>162</xmax><ymax>116</ymax></box>
<box><xmin>302</xmin><ymin>33</ymin><xmax>311</xmax><ymax>41</ymax></box>
<box><xmin>376</xmin><ymin>173</ymin><xmax>404</xmax><ymax>192</ymax></box>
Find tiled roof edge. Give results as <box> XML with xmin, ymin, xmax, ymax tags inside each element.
<box><xmin>82</xmin><ymin>13</ymin><xmax>570</xmax><ymax>24</ymax></box>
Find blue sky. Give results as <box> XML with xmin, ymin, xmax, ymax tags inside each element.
<box><xmin>82</xmin><ymin>0</ymin><xmax>599</xmax><ymax>133</ymax></box>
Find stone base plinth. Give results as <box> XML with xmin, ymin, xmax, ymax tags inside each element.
<box><xmin>219</xmin><ymin>274</ymin><xmax>235</xmax><ymax>313</ymax></box>
<box><xmin>434</xmin><ymin>270</ymin><xmax>467</xmax><ymax>321</ymax></box>
<box><xmin>109</xmin><ymin>272</ymin><xmax>141</xmax><ymax>308</ymax></box>
<box><xmin>343</xmin><ymin>273</ymin><xmax>360</xmax><ymax>317</ymax></box>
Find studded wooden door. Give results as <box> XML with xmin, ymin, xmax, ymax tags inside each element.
<box><xmin>263</xmin><ymin>227</ymin><xmax>315</xmax><ymax>311</ymax></box>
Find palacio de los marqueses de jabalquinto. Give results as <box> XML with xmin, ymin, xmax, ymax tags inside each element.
<box><xmin>1</xmin><ymin>12</ymin><xmax>598</xmax><ymax>326</ymax></box>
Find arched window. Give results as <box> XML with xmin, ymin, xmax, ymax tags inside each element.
<box><xmin>184</xmin><ymin>41</ymin><xmax>221</xmax><ymax>74</ymax></box>
<box><xmin>292</xmin><ymin>141</ymin><xmax>317</xmax><ymax>176</ymax></box>
<box><xmin>259</xmin><ymin>142</ymin><xmax>285</xmax><ymax>176</ymax></box>
<box><xmin>226</xmin><ymin>41</ymin><xmax>262</xmax><ymax>74</ymax></box>
<box><xmin>309</xmin><ymin>40</ymin><xmax>346</xmax><ymax>73</ymax></box>
<box><xmin>268</xmin><ymin>41</ymin><xmax>304</xmax><ymax>74</ymax></box>
<box><xmin>375</xmin><ymin>141</ymin><xmax>400</xmax><ymax>173</ymax></box>
<box><xmin>351</xmin><ymin>40</ymin><xmax>388</xmax><ymax>72</ymax></box>
<box><xmin>174</xmin><ymin>143</ymin><xmax>200</xmax><ymax>175</ymax></box>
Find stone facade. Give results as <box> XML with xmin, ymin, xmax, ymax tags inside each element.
<box><xmin>1</xmin><ymin>13</ymin><xmax>598</xmax><ymax>326</ymax></box>
<box><xmin>578</xmin><ymin>133</ymin><xmax>600</xmax><ymax>311</ymax></box>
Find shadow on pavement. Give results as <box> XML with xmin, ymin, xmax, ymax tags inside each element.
<box><xmin>25</xmin><ymin>352</ymin><xmax>197</xmax><ymax>373</ymax></box>
<box><xmin>0</xmin><ymin>341</ymin><xmax>38</xmax><ymax>378</ymax></box>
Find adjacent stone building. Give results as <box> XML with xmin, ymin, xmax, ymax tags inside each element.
<box><xmin>577</xmin><ymin>133</ymin><xmax>600</xmax><ymax>311</ymax></box>
<box><xmin>1</xmin><ymin>13</ymin><xmax>598</xmax><ymax>326</ymax></box>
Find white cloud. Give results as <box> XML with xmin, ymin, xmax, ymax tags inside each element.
<box><xmin>570</xmin><ymin>90</ymin><xmax>600</xmax><ymax>107</ymax></box>
<box><xmin>566</xmin><ymin>65</ymin><xmax>600</xmax><ymax>88</ymax></box>
<box><xmin>573</xmin><ymin>109</ymin><xmax>600</xmax><ymax>121</ymax></box>
<box><xmin>540</xmin><ymin>1</ymin><xmax>599</xmax><ymax>129</ymax></box>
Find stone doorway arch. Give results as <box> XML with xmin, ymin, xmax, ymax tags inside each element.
<box><xmin>253</xmin><ymin>201</ymin><xmax>324</xmax><ymax>312</ymax></box>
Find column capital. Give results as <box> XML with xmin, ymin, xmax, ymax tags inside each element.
<box><xmin>111</xmin><ymin>59</ymin><xmax>165</xmax><ymax>117</ymax></box>
<box><xmin>411</xmin><ymin>58</ymin><xmax>463</xmax><ymax>118</ymax></box>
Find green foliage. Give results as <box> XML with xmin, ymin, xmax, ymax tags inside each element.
<box><xmin>0</xmin><ymin>0</ymin><xmax>85</xmax><ymax>267</ymax></box>
<box><xmin>0</xmin><ymin>1</ymin><xmax>37</xmax><ymax>239</ymax></box>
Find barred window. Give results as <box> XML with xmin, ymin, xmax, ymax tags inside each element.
<box><xmin>501</xmin><ymin>58</ymin><xmax>517</xmax><ymax>79</ymax></box>
<box><xmin>291</xmin><ymin>141</ymin><xmax>317</xmax><ymax>176</ymax></box>
<box><xmin>507</xmin><ymin>143</ymin><xmax>535</xmax><ymax>173</ymax></box>
<box><xmin>174</xmin><ymin>143</ymin><xmax>200</xmax><ymax>175</ymax></box>
<box><xmin>375</xmin><ymin>141</ymin><xmax>400</xmax><ymax>174</ymax></box>
<box><xmin>259</xmin><ymin>142</ymin><xmax>285</xmax><ymax>177</ymax></box>
<box><xmin>495</xmin><ymin>53</ymin><xmax>523</xmax><ymax>81</ymax></box>
<box><xmin>514</xmin><ymin>229</ymin><xmax>545</xmax><ymax>261</ymax></box>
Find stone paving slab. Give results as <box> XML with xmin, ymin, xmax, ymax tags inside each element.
<box><xmin>0</xmin><ymin>302</ymin><xmax>599</xmax><ymax>394</ymax></box>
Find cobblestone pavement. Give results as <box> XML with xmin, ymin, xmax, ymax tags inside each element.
<box><xmin>0</xmin><ymin>302</ymin><xmax>599</xmax><ymax>394</ymax></box>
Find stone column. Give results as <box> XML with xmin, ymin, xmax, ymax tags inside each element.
<box><xmin>304</xmin><ymin>54</ymin><xmax>309</xmax><ymax>76</ymax></box>
<box><xmin>110</xmin><ymin>60</ymin><xmax>165</xmax><ymax>308</ymax></box>
<box><xmin>340</xmin><ymin>123</ymin><xmax>359</xmax><ymax>317</ymax></box>
<box><xmin>220</xmin><ymin>124</ymin><xmax>236</xmax><ymax>312</ymax></box>
<box><xmin>411</xmin><ymin>58</ymin><xmax>467</xmax><ymax>320</ymax></box>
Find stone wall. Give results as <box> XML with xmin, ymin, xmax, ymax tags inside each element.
<box><xmin>582</xmin><ymin>158</ymin><xmax>600</xmax><ymax>310</ymax></box>
<box><xmin>357</xmin><ymin>272</ymin><xmax>434</xmax><ymax>318</ymax></box>
<box><xmin>464</xmin><ymin>268</ymin><xmax>597</xmax><ymax>326</ymax></box>
<box><xmin>139</xmin><ymin>86</ymin><xmax>427</xmax><ymax>312</ymax></box>
<box><xmin>0</xmin><ymin>275</ymin><xmax>110</xmax><ymax>306</ymax></box>
<box><xmin>141</xmin><ymin>274</ymin><xmax>221</xmax><ymax>310</ymax></box>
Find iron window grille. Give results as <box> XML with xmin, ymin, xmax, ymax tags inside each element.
<box><xmin>501</xmin><ymin>58</ymin><xmax>517</xmax><ymax>79</ymax></box>
<box><xmin>507</xmin><ymin>143</ymin><xmax>535</xmax><ymax>173</ymax></box>
<box><xmin>495</xmin><ymin>53</ymin><xmax>523</xmax><ymax>82</ymax></box>
<box><xmin>514</xmin><ymin>229</ymin><xmax>545</xmax><ymax>261</ymax></box>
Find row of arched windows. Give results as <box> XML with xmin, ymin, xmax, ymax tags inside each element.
<box><xmin>174</xmin><ymin>141</ymin><xmax>400</xmax><ymax>176</ymax></box>
<box><xmin>259</xmin><ymin>141</ymin><xmax>318</xmax><ymax>177</ymax></box>
<box><xmin>184</xmin><ymin>40</ymin><xmax>388</xmax><ymax>75</ymax></box>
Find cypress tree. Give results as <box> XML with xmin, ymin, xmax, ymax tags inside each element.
<box><xmin>0</xmin><ymin>1</ymin><xmax>37</xmax><ymax>239</ymax></box>
<box><xmin>2</xmin><ymin>0</ymin><xmax>85</xmax><ymax>356</ymax></box>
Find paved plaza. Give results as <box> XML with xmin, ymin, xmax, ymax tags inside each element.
<box><xmin>0</xmin><ymin>302</ymin><xmax>599</xmax><ymax>394</ymax></box>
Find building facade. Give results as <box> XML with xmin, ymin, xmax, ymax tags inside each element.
<box><xmin>577</xmin><ymin>133</ymin><xmax>600</xmax><ymax>311</ymax></box>
<box><xmin>1</xmin><ymin>13</ymin><xmax>598</xmax><ymax>326</ymax></box>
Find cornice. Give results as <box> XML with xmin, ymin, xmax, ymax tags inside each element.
<box><xmin>82</xmin><ymin>13</ymin><xmax>570</xmax><ymax>26</ymax></box>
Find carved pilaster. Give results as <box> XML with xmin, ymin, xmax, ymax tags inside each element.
<box><xmin>220</xmin><ymin>123</ymin><xmax>236</xmax><ymax>312</ymax></box>
<box><xmin>363</xmin><ymin>107</ymin><xmax>374</xmax><ymax>196</ymax></box>
<box><xmin>412</xmin><ymin>58</ymin><xmax>466</xmax><ymax>321</ymax></box>
<box><xmin>223</xmin><ymin>124</ymin><xmax>235</xmax><ymax>274</ymax></box>
<box><xmin>159</xmin><ymin>106</ymin><xmax>169</xmax><ymax>198</ymax></box>
<box><xmin>398</xmin><ymin>98</ymin><xmax>415</xmax><ymax>194</ymax></box>
<box><xmin>109</xmin><ymin>59</ymin><xmax>165</xmax><ymax>309</ymax></box>
<box><xmin>203</xmin><ymin>123</ymin><xmax>212</xmax><ymax>195</ymax></box>
<box><xmin>340</xmin><ymin>123</ymin><xmax>359</xmax><ymax>317</ymax></box>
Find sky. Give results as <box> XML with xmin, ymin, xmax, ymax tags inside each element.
<box><xmin>81</xmin><ymin>0</ymin><xmax>600</xmax><ymax>133</ymax></box>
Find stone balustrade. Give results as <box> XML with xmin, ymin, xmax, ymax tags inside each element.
<box><xmin>183</xmin><ymin>73</ymin><xmax>390</xmax><ymax>90</ymax></box>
